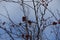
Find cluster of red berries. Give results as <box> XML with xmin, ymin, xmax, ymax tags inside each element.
<box><xmin>22</xmin><ymin>16</ymin><xmax>26</xmax><ymax>21</ymax></box>
<box><xmin>22</xmin><ymin>16</ymin><xmax>32</xmax><ymax>25</ymax></box>
<box><xmin>52</xmin><ymin>21</ymin><xmax>60</xmax><ymax>25</ymax></box>
<box><xmin>21</xmin><ymin>34</ymin><xmax>31</xmax><ymax>39</ymax></box>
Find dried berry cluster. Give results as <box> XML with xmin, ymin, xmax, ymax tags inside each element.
<box><xmin>21</xmin><ymin>34</ymin><xmax>31</xmax><ymax>39</ymax></box>
<box><xmin>52</xmin><ymin>21</ymin><xmax>60</xmax><ymax>25</ymax></box>
<box><xmin>22</xmin><ymin>16</ymin><xmax>32</xmax><ymax>25</ymax></box>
